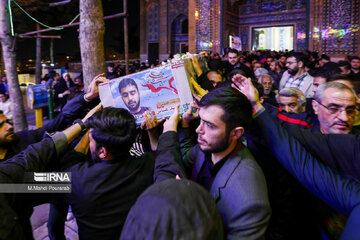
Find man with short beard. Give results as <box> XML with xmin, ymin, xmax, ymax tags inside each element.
<box><xmin>279</xmin><ymin>52</ymin><xmax>314</xmax><ymax>98</ymax></box>
<box><xmin>118</xmin><ymin>78</ymin><xmax>149</xmax><ymax>117</ymax></box>
<box><xmin>158</xmin><ymin>87</ymin><xmax>271</xmax><ymax>239</ymax></box>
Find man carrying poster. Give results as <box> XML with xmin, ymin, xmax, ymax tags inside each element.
<box><xmin>118</xmin><ymin>78</ymin><xmax>150</xmax><ymax>116</ymax></box>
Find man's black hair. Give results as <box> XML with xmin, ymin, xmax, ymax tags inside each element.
<box><xmin>118</xmin><ymin>78</ymin><xmax>138</xmax><ymax>92</ymax></box>
<box><xmin>87</xmin><ymin>107</ymin><xmax>137</xmax><ymax>160</ymax></box>
<box><xmin>228</xmin><ymin>48</ymin><xmax>239</xmax><ymax>56</ymax></box>
<box><xmin>289</xmin><ymin>52</ymin><xmax>309</xmax><ymax>66</ymax></box>
<box><xmin>329</xmin><ymin>74</ymin><xmax>356</xmax><ymax>82</ymax></box>
<box><xmin>320</xmin><ymin>54</ymin><xmax>330</xmax><ymax>61</ymax></box>
<box><xmin>49</xmin><ymin>70</ymin><xmax>57</xmax><ymax>79</ymax></box>
<box><xmin>199</xmin><ymin>87</ymin><xmax>252</xmax><ymax>131</ymax></box>
<box><xmin>311</xmin><ymin>68</ymin><xmax>331</xmax><ymax>81</ymax></box>
<box><xmin>338</xmin><ymin>61</ymin><xmax>351</xmax><ymax>70</ymax></box>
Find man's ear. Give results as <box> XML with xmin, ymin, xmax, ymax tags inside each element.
<box><xmin>312</xmin><ymin>99</ymin><xmax>319</xmax><ymax>115</ymax></box>
<box><xmin>231</xmin><ymin>127</ymin><xmax>245</xmax><ymax>140</ymax></box>
<box><xmin>97</xmin><ymin>147</ymin><xmax>111</xmax><ymax>160</ymax></box>
<box><xmin>298</xmin><ymin>60</ymin><xmax>304</xmax><ymax>68</ymax></box>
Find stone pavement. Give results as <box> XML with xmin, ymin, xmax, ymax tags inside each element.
<box><xmin>30</xmin><ymin>204</ymin><xmax>79</xmax><ymax>240</ymax></box>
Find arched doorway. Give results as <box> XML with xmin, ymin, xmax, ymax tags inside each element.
<box><xmin>171</xmin><ymin>14</ymin><xmax>188</xmax><ymax>54</ymax></box>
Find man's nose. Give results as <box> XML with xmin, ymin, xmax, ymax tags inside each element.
<box><xmin>338</xmin><ymin>109</ymin><xmax>349</xmax><ymax>122</ymax></box>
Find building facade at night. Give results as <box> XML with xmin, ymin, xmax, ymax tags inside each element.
<box><xmin>140</xmin><ymin>0</ymin><xmax>360</xmax><ymax>63</ymax></box>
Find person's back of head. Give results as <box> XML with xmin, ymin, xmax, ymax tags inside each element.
<box><xmin>86</xmin><ymin>107</ymin><xmax>137</xmax><ymax>160</ymax></box>
<box><xmin>49</xmin><ymin>70</ymin><xmax>57</xmax><ymax>79</ymax></box>
<box><xmin>328</xmin><ymin>74</ymin><xmax>357</xmax><ymax>89</ymax></box>
<box><xmin>120</xmin><ymin>179</ymin><xmax>224</xmax><ymax>240</ymax></box>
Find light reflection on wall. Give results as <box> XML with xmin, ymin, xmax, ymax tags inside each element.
<box><xmin>312</xmin><ymin>24</ymin><xmax>359</xmax><ymax>41</ymax></box>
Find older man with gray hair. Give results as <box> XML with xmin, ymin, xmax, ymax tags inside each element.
<box><xmin>312</xmin><ymin>81</ymin><xmax>358</xmax><ymax>134</ymax></box>
<box><xmin>276</xmin><ymin>87</ymin><xmax>306</xmax><ymax>113</ymax></box>
<box><xmin>259</xmin><ymin>74</ymin><xmax>278</xmax><ymax>106</ymax></box>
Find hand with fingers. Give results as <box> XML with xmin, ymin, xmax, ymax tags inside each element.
<box><xmin>232</xmin><ymin>74</ymin><xmax>264</xmax><ymax>113</ymax></box>
<box><xmin>163</xmin><ymin>105</ymin><xmax>181</xmax><ymax>133</ymax></box>
<box><xmin>140</xmin><ymin>110</ymin><xmax>165</xmax><ymax>151</ymax></box>
<box><xmin>140</xmin><ymin>110</ymin><xmax>165</xmax><ymax>132</ymax></box>
<box><xmin>84</xmin><ymin>73</ymin><xmax>109</xmax><ymax>101</ymax></box>
<box><xmin>232</xmin><ymin>74</ymin><xmax>260</xmax><ymax>104</ymax></box>
<box><xmin>182</xmin><ymin>102</ymin><xmax>199</xmax><ymax>128</ymax></box>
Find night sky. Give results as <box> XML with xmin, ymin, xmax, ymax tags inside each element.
<box><xmin>15</xmin><ymin>0</ymin><xmax>140</xmax><ymax>62</ymax></box>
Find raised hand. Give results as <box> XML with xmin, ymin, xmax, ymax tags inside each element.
<box><xmin>163</xmin><ymin>105</ymin><xmax>181</xmax><ymax>133</ymax></box>
<box><xmin>182</xmin><ymin>102</ymin><xmax>199</xmax><ymax>128</ymax></box>
<box><xmin>140</xmin><ymin>110</ymin><xmax>165</xmax><ymax>131</ymax></box>
<box><xmin>85</xmin><ymin>73</ymin><xmax>108</xmax><ymax>101</ymax></box>
<box><xmin>232</xmin><ymin>74</ymin><xmax>264</xmax><ymax>113</ymax></box>
<box><xmin>232</xmin><ymin>74</ymin><xmax>259</xmax><ymax>105</ymax></box>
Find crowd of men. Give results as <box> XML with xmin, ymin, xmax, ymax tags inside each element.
<box><xmin>1</xmin><ymin>48</ymin><xmax>360</xmax><ymax>240</ymax></box>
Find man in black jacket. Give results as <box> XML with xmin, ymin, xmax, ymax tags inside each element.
<box><xmin>0</xmin><ymin>74</ymin><xmax>103</xmax><ymax>240</ymax></box>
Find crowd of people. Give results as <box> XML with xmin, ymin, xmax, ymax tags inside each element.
<box><xmin>1</xmin><ymin>48</ymin><xmax>360</xmax><ymax>240</ymax></box>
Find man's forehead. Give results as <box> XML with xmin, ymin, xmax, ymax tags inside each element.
<box><xmin>121</xmin><ymin>85</ymin><xmax>137</xmax><ymax>92</ymax></box>
<box><xmin>279</xmin><ymin>96</ymin><xmax>298</xmax><ymax>103</ymax></box>
<box><xmin>199</xmin><ymin>105</ymin><xmax>225</xmax><ymax>123</ymax></box>
<box><xmin>262</xmin><ymin>77</ymin><xmax>272</xmax><ymax>83</ymax></box>
<box><xmin>287</xmin><ymin>56</ymin><xmax>296</xmax><ymax>61</ymax></box>
<box><xmin>323</xmin><ymin>87</ymin><xmax>356</xmax><ymax>104</ymax></box>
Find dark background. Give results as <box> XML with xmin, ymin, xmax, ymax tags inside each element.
<box><xmin>15</xmin><ymin>0</ymin><xmax>140</xmax><ymax>62</ymax></box>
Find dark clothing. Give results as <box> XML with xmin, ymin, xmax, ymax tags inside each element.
<box><xmin>247</xmin><ymin>105</ymin><xmax>322</xmax><ymax>240</ymax></box>
<box><xmin>282</xmin><ymin>123</ymin><xmax>360</xmax><ymax>181</ymax></box>
<box><xmin>253</xmin><ymin>109</ymin><xmax>360</xmax><ymax>239</ymax></box>
<box><xmin>120</xmin><ymin>179</ymin><xmax>224</xmax><ymax>240</ymax></box>
<box><xmin>134</xmin><ymin>106</ymin><xmax>150</xmax><ymax>117</ymax></box>
<box><xmin>67</xmin><ymin>85</ymin><xmax>84</xmax><ymax>101</ymax></box>
<box><xmin>0</xmin><ymin>93</ymin><xmax>97</xmax><ymax>239</ymax></box>
<box><xmin>54</xmin><ymin>78</ymin><xmax>75</xmax><ymax>109</ymax></box>
<box><xmin>268</xmin><ymin>70</ymin><xmax>284</xmax><ymax>90</ymax></box>
<box><xmin>0</xmin><ymin>133</ymin><xmax>67</xmax><ymax>240</ymax></box>
<box><xmin>197</xmin><ymin>154</ymin><xmax>228</xmax><ymax>191</ymax></box>
<box><xmin>62</xmin><ymin>151</ymin><xmax>155</xmax><ymax>240</ymax></box>
<box><xmin>224</xmin><ymin>61</ymin><xmax>255</xmax><ymax>79</ymax></box>
<box><xmin>321</xmin><ymin>62</ymin><xmax>339</xmax><ymax>74</ymax></box>
<box><xmin>263</xmin><ymin>91</ymin><xmax>278</xmax><ymax>107</ymax></box>
<box><xmin>197</xmin><ymin>72</ymin><xmax>215</xmax><ymax>91</ymax></box>
<box><xmin>351</xmin><ymin>70</ymin><xmax>360</xmax><ymax>81</ymax></box>
<box><xmin>157</xmin><ymin>130</ymin><xmax>271</xmax><ymax>239</ymax></box>
<box><xmin>106</xmin><ymin>71</ymin><xmax>119</xmax><ymax>80</ymax></box>
<box><xmin>0</xmin><ymin>93</ymin><xmax>96</xmax><ymax>161</ymax></box>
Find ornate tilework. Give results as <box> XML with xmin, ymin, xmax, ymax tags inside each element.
<box><xmin>147</xmin><ymin>4</ymin><xmax>159</xmax><ymax>42</ymax></box>
<box><xmin>322</xmin><ymin>0</ymin><xmax>359</xmax><ymax>55</ymax></box>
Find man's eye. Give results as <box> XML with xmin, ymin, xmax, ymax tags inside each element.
<box><xmin>289</xmin><ymin>103</ymin><xmax>296</xmax><ymax>108</ymax></box>
<box><xmin>328</xmin><ymin>107</ymin><xmax>339</xmax><ymax>114</ymax></box>
<box><xmin>206</xmin><ymin>122</ymin><xmax>214</xmax><ymax>128</ymax></box>
<box><xmin>122</xmin><ymin>93</ymin><xmax>128</xmax><ymax>97</ymax></box>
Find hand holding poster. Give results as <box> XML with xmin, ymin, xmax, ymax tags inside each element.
<box><xmin>99</xmin><ymin>59</ymin><xmax>194</xmax><ymax>124</ymax></box>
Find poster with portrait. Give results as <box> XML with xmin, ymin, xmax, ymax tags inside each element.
<box><xmin>229</xmin><ymin>35</ymin><xmax>242</xmax><ymax>51</ymax></box>
<box><xmin>99</xmin><ymin>61</ymin><xmax>194</xmax><ymax>124</ymax></box>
